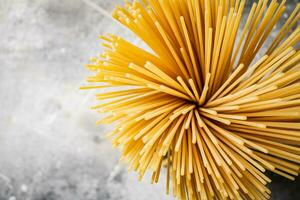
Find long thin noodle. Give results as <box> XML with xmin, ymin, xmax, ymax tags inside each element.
<box><xmin>83</xmin><ymin>0</ymin><xmax>300</xmax><ymax>199</ymax></box>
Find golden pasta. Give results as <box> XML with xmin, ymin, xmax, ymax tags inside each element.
<box><xmin>82</xmin><ymin>0</ymin><xmax>300</xmax><ymax>199</ymax></box>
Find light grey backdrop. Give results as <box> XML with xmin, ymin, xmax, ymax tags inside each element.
<box><xmin>0</xmin><ymin>0</ymin><xmax>299</xmax><ymax>200</ymax></box>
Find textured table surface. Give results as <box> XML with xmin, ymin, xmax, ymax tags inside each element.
<box><xmin>0</xmin><ymin>0</ymin><xmax>299</xmax><ymax>200</ymax></box>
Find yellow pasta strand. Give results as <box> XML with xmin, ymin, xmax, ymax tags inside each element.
<box><xmin>82</xmin><ymin>1</ymin><xmax>300</xmax><ymax>200</ymax></box>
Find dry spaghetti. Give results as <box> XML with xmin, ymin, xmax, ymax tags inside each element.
<box><xmin>82</xmin><ymin>0</ymin><xmax>300</xmax><ymax>199</ymax></box>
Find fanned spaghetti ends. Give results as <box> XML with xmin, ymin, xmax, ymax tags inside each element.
<box><xmin>82</xmin><ymin>0</ymin><xmax>300</xmax><ymax>199</ymax></box>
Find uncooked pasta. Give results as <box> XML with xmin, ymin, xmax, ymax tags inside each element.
<box><xmin>82</xmin><ymin>0</ymin><xmax>300</xmax><ymax>199</ymax></box>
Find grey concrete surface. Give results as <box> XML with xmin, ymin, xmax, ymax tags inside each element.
<box><xmin>0</xmin><ymin>0</ymin><xmax>299</xmax><ymax>200</ymax></box>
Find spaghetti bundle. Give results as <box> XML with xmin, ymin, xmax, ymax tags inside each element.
<box><xmin>82</xmin><ymin>0</ymin><xmax>300</xmax><ymax>199</ymax></box>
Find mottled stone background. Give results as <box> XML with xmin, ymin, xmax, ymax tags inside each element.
<box><xmin>0</xmin><ymin>0</ymin><xmax>299</xmax><ymax>200</ymax></box>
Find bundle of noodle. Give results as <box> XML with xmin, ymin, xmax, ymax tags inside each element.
<box><xmin>82</xmin><ymin>0</ymin><xmax>300</xmax><ymax>199</ymax></box>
